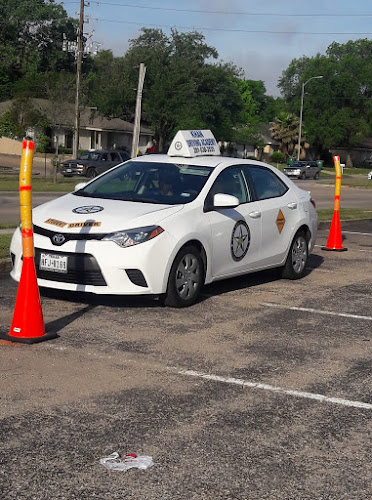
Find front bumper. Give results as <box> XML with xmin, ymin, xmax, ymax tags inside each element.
<box><xmin>10</xmin><ymin>227</ymin><xmax>177</xmax><ymax>295</ymax></box>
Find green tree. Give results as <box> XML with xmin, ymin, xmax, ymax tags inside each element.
<box><xmin>269</xmin><ymin>112</ymin><xmax>300</xmax><ymax>158</ymax></box>
<box><xmin>0</xmin><ymin>0</ymin><xmax>77</xmax><ymax>101</ymax></box>
<box><xmin>122</xmin><ymin>28</ymin><xmax>243</xmax><ymax>150</ymax></box>
<box><xmin>278</xmin><ymin>39</ymin><xmax>372</xmax><ymax>156</ymax></box>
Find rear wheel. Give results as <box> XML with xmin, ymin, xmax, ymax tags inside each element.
<box><xmin>281</xmin><ymin>231</ymin><xmax>308</xmax><ymax>279</ymax></box>
<box><xmin>87</xmin><ymin>168</ymin><xmax>97</xmax><ymax>178</ymax></box>
<box><xmin>164</xmin><ymin>246</ymin><xmax>204</xmax><ymax>307</ymax></box>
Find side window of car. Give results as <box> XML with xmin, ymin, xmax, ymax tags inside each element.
<box><xmin>208</xmin><ymin>167</ymin><xmax>250</xmax><ymax>204</ymax></box>
<box><xmin>111</xmin><ymin>152</ymin><xmax>120</xmax><ymax>162</ymax></box>
<box><xmin>101</xmin><ymin>153</ymin><xmax>109</xmax><ymax>161</ymax></box>
<box><xmin>245</xmin><ymin>166</ymin><xmax>288</xmax><ymax>201</ymax></box>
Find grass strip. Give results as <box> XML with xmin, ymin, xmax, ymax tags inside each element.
<box><xmin>0</xmin><ymin>176</ymin><xmax>78</xmax><ymax>192</ymax></box>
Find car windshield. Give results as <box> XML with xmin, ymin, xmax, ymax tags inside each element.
<box><xmin>73</xmin><ymin>161</ymin><xmax>213</xmax><ymax>204</ymax></box>
<box><xmin>78</xmin><ymin>151</ymin><xmax>100</xmax><ymax>161</ymax></box>
<box><xmin>291</xmin><ymin>162</ymin><xmax>305</xmax><ymax>167</ymax></box>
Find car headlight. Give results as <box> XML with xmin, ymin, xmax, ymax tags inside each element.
<box><xmin>77</xmin><ymin>164</ymin><xmax>84</xmax><ymax>170</ymax></box>
<box><xmin>102</xmin><ymin>225</ymin><xmax>164</xmax><ymax>248</ymax></box>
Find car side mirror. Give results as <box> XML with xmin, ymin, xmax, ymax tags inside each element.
<box><xmin>74</xmin><ymin>182</ymin><xmax>87</xmax><ymax>191</ymax></box>
<box><xmin>213</xmin><ymin>193</ymin><xmax>240</xmax><ymax>209</ymax></box>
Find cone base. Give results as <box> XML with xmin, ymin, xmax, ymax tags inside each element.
<box><xmin>321</xmin><ymin>246</ymin><xmax>348</xmax><ymax>252</ymax></box>
<box><xmin>0</xmin><ymin>330</ymin><xmax>58</xmax><ymax>344</ymax></box>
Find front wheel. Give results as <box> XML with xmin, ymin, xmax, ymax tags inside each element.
<box><xmin>281</xmin><ymin>232</ymin><xmax>308</xmax><ymax>279</ymax></box>
<box><xmin>314</xmin><ymin>171</ymin><xmax>320</xmax><ymax>180</ymax></box>
<box><xmin>86</xmin><ymin>168</ymin><xmax>97</xmax><ymax>178</ymax></box>
<box><xmin>164</xmin><ymin>246</ymin><xmax>204</xmax><ymax>307</ymax></box>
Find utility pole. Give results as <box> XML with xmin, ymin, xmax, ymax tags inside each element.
<box><xmin>297</xmin><ymin>75</ymin><xmax>323</xmax><ymax>161</ymax></box>
<box><xmin>73</xmin><ymin>0</ymin><xmax>85</xmax><ymax>158</ymax></box>
<box><xmin>131</xmin><ymin>63</ymin><xmax>146</xmax><ymax>158</ymax></box>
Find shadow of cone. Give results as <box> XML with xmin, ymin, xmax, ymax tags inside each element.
<box><xmin>0</xmin><ymin>257</ymin><xmax>57</xmax><ymax>343</ymax></box>
<box><xmin>322</xmin><ymin>210</ymin><xmax>347</xmax><ymax>252</ymax></box>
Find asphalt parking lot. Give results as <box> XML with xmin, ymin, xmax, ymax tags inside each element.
<box><xmin>0</xmin><ymin>222</ymin><xmax>371</xmax><ymax>500</ymax></box>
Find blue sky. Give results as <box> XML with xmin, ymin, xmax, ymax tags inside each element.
<box><xmin>62</xmin><ymin>0</ymin><xmax>372</xmax><ymax>96</ymax></box>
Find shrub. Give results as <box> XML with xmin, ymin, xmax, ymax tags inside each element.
<box><xmin>271</xmin><ymin>151</ymin><xmax>285</xmax><ymax>163</ymax></box>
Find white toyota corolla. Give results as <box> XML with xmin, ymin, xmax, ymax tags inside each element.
<box><xmin>10</xmin><ymin>130</ymin><xmax>318</xmax><ymax>307</ymax></box>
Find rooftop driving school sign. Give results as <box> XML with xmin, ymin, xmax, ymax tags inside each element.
<box><xmin>168</xmin><ymin>130</ymin><xmax>220</xmax><ymax>157</ymax></box>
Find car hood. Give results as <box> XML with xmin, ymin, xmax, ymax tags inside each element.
<box><xmin>33</xmin><ymin>193</ymin><xmax>184</xmax><ymax>233</ymax></box>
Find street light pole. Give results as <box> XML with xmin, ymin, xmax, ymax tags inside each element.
<box><xmin>297</xmin><ymin>75</ymin><xmax>323</xmax><ymax>161</ymax></box>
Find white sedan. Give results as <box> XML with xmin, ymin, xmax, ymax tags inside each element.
<box><xmin>10</xmin><ymin>130</ymin><xmax>318</xmax><ymax>307</ymax></box>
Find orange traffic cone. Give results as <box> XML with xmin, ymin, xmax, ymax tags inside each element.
<box><xmin>1</xmin><ymin>257</ymin><xmax>57</xmax><ymax>344</ymax></box>
<box><xmin>322</xmin><ymin>155</ymin><xmax>347</xmax><ymax>252</ymax></box>
<box><xmin>0</xmin><ymin>139</ymin><xmax>57</xmax><ymax>343</ymax></box>
<box><xmin>322</xmin><ymin>210</ymin><xmax>347</xmax><ymax>251</ymax></box>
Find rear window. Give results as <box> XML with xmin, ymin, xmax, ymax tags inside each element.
<box><xmin>244</xmin><ymin>166</ymin><xmax>288</xmax><ymax>201</ymax></box>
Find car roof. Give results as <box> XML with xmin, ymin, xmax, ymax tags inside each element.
<box><xmin>132</xmin><ymin>153</ymin><xmax>279</xmax><ymax>173</ymax></box>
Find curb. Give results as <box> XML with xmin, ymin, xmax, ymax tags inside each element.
<box><xmin>318</xmin><ymin>218</ymin><xmax>372</xmax><ymax>230</ymax></box>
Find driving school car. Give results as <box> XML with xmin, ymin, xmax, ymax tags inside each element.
<box><xmin>10</xmin><ymin>130</ymin><xmax>318</xmax><ymax>307</ymax></box>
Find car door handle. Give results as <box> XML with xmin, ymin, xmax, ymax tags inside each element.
<box><xmin>249</xmin><ymin>211</ymin><xmax>261</xmax><ymax>219</ymax></box>
<box><xmin>287</xmin><ymin>202</ymin><xmax>297</xmax><ymax>209</ymax></box>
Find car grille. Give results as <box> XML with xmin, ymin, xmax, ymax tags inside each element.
<box><xmin>35</xmin><ymin>248</ymin><xmax>107</xmax><ymax>286</ymax></box>
<box><xmin>34</xmin><ymin>225</ymin><xmax>106</xmax><ymax>245</ymax></box>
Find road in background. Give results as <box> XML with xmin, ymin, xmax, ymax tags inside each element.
<box><xmin>1</xmin><ymin>181</ymin><xmax>372</xmax><ymax>224</ymax></box>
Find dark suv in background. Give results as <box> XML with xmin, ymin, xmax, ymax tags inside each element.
<box><xmin>283</xmin><ymin>160</ymin><xmax>321</xmax><ymax>180</ymax></box>
<box><xmin>60</xmin><ymin>150</ymin><xmax>130</xmax><ymax>178</ymax></box>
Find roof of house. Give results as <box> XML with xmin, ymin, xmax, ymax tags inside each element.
<box><xmin>261</xmin><ymin>124</ymin><xmax>279</xmax><ymax>146</ymax></box>
<box><xmin>0</xmin><ymin>98</ymin><xmax>153</xmax><ymax>136</ymax></box>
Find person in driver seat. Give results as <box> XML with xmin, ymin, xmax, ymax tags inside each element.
<box><xmin>158</xmin><ymin>167</ymin><xmax>180</xmax><ymax>196</ymax></box>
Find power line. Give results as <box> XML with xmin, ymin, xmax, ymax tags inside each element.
<box><xmin>90</xmin><ymin>18</ymin><xmax>372</xmax><ymax>36</ymax></box>
<box><xmin>61</xmin><ymin>1</ymin><xmax>372</xmax><ymax>18</ymax></box>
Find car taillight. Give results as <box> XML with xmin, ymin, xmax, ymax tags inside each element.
<box><xmin>310</xmin><ymin>197</ymin><xmax>316</xmax><ymax>208</ymax></box>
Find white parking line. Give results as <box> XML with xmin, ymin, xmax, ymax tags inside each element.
<box><xmin>178</xmin><ymin>369</ymin><xmax>372</xmax><ymax>410</ymax></box>
<box><xmin>261</xmin><ymin>302</ymin><xmax>372</xmax><ymax>321</ymax></box>
<box><xmin>342</xmin><ymin>231</ymin><xmax>372</xmax><ymax>237</ymax></box>
<box><xmin>314</xmin><ymin>243</ymin><xmax>372</xmax><ymax>253</ymax></box>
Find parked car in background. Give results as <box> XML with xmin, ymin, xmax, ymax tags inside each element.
<box><xmin>283</xmin><ymin>160</ymin><xmax>321</xmax><ymax>180</ymax></box>
<box><xmin>368</xmin><ymin>170</ymin><xmax>372</xmax><ymax>180</ymax></box>
<box><xmin>60</xmin><ymin>150</ymin><xmax>130</xmax><ymax>178</ymax></box>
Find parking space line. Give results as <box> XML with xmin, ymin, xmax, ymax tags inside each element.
<box><xmin>306</xmin><ymin>266</ymin><xmax>333</xmax><ymax>273</ymax></box>
<box><xmin>261</xmin><ymin>302</ymin><xmax>372</xmax><ymax>321</ymax></box>
<box><xmin>342</xmin><ymin>231</ymin><xmax>372</xmax><ymax>237</ymax></box>
<box><xmin>178</xmin><ymin>369</ymin><xmax>372</xmax><ymax>410</ymax></box>
<box><xmin>314</xmin><ymin>243</ymin><xmax>372</xmax><ymax>253</ymax></box>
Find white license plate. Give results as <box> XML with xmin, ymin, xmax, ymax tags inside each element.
<box><xmin>40</xmin><ymin>253</ymin><xmax>68</xmax><ymax>273</ymax></box>
<box><xmin>66</xmin><ymin>168</ymin><xmax>72</xmax><ymax>172</ymax></box>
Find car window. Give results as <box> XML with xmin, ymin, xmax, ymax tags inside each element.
<box><xmin>100</xmin><ymin>153</ymin><xmax>109</xmax><ymax>161</ymax></box>
<box><xmin>208</xmin><ymin>167</ymin><xmax>250</xmax><ymax>204</ymax></box>
<box><xmin>244</xmin><ymin>166</ymin><xmax>288</xmax><ymax>201</ymax></box>
<box><xmin>111</xmin><ymin>152</ymin><xmax>120</xmax><ymax>162</ymax></box>
<box><xmin>74</xmin><ymin>161</ymin><xmax>213</xmax><ymax>204</ymax></box>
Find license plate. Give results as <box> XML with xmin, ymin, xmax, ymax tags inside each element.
<box><xmin>39</xmin><ymin>253</ymin><xmax>68</xmax><ymax>273</ymax></box>
<box><xmin>66</xmin><ymin>168</ymin><xmax>72</xmax><ymax>172</ymax></box>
